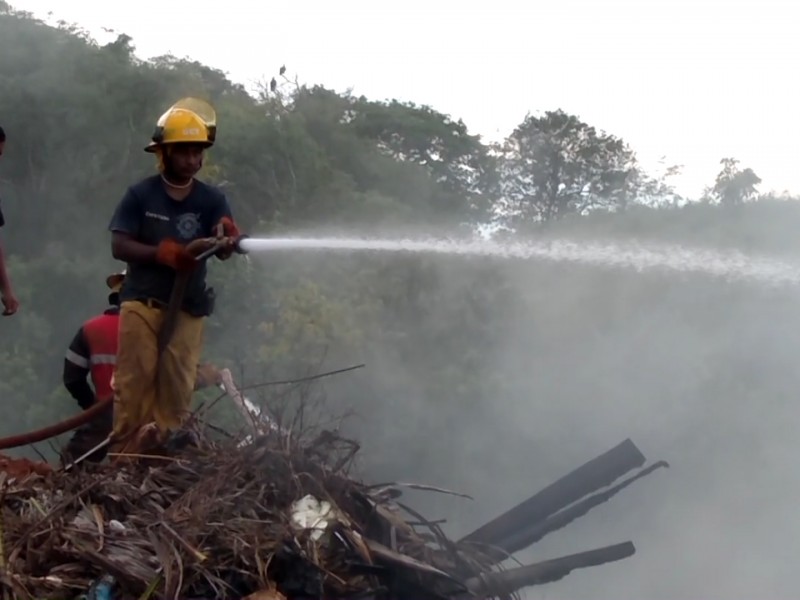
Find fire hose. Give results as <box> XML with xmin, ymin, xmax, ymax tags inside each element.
<box><xmin>0</xmin><ymin>398</ymin><xmax>114</xmax><ymax>451</ymax></box>
<box><xmin>0</xmin><ymin>234</ymin><xmax>249</xmax><ymax>452</ymax></box>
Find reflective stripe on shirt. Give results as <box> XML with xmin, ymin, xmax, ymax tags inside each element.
<box><xmin>90</xmin><ymin>354</ymin><xmax>117</xmax><ymax>365</ymax></box>
<box><xmin>65</xmin><ymin>349</ymin><xmax>89</xmax><ymax>368</ymax></box>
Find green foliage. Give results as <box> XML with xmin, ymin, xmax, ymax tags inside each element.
<box><xmin>348</xmin><ymin>97</ymin><xmax>499</xmax><ymax>222</ymax></box>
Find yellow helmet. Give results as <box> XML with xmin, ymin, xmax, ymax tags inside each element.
<box><xmin>144</xmin><ymin>97</ymin><xmax>217</xmax><ymax>153</ymax></box>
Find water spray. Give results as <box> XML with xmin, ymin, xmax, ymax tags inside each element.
<box><xmin>235</xmin><ymin>235</ymin><xmax>800</xmax><ymax>288</ymax></box>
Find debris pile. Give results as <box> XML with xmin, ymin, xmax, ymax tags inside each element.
<box><xmin>0</xmin><ymin>382</ymin><xmax>669</xmax><ymax>599</ymax></box>
<box><xmin>0</xmin><ymin>428</ymin><xmax>491</xmax><ymax>599</ymax></box>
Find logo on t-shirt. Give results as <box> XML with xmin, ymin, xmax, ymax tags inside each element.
<box><xmin>176</xmin><ymin>212</ymin><xmax>202</xmax><ymax>239</ymax></box>
<box><xmin>145</xmin><ymin>211</ymin><xmax>169</xmax><ymax>222</ymax></box>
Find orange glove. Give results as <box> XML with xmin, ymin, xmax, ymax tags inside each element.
<box><xmin>216</xmin><ymin>216</ymin><xmax>241</xmax><ymax>239</ymax></box>
<box><xmin>213</xmin><ymin>216</ymin><xmax>242</xmax><ymax>260</ymax></box>
<box><xmin>155</xmin><ymin>239</ymin><xmax>197</xmax><ymax>271</ymax></box>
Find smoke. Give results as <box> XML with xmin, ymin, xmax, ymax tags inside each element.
<box><xmin>233</xmin><ymin>212</ymin><xmax>800</xmax><ymax>600</ymax></box>
<box><xmin>465</xmin><ymin>257</ymin><xmax>800</xmax><ymax>599</ymax></box>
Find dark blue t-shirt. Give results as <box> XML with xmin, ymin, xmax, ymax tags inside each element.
<box><xmin>108</xmin><ymin>175</ymin><xmax>233</xmax><ymax>315</ymax></box>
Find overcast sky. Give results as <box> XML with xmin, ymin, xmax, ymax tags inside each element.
<box><xmin>10</xmin><ymin>0</ymin><xmax>798</xmax><ymax>199</ymax></box>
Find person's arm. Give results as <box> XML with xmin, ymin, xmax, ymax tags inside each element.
<box><xmin>0</xmin><ymin>205</ymin><xmax>18</xmax><ymax>316</ymax></box>
<box><xmin>111</xmin><ymin>231</ymin><xmax>158</xmax><ymax>263</ymax></box>
<box><xmin>63</xmin><ymin>327</ymin><xmax>96</xmax><ymax>409</ymax></box>
<box><xmin>0</xmin><ymin>243</ymin><xmax>16</xmax><ymax>298</ymax></box>
<box><xmin>211</xmin><ymin>193</ymin><xmax>239</xmax><ymax>261</ymax></box>
<box><xmin>194</xmin><ymin>363</ymin><xmax>222</xmax><ymax>390</ymax></box>
<box><xmin>108</xmin><ymin>188</ymin><xmax>158</xmax><ymax>263</ymax></box>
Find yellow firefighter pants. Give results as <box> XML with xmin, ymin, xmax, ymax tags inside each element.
<box><xmin>110</xmin><ymin>300</ymin><xmax>204</xmax><ymax>457</ymax></box>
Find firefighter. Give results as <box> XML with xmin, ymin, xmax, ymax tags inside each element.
<box><xmin>107</xmin><ymin>98</ymin><xmax>243</xmax><ymax>458</ymax></box>
<box><xmin>60</xmin><ymin>270</ymin><xmax>125</xmax><ymax>463</ymax></box>
<box><xmin>0</xmin><ymin>125</ymin><xmax>19</xmax><ymax>317</ymax></box>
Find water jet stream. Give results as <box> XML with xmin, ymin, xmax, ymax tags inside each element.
<box><xmin>239</xmin><ymin>236</ymin><xmax>800</xmax><ymax>288</ymax></box>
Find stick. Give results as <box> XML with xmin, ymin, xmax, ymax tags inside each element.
<box><xmin>61</xmin><ymin>436</ymin><xmax>112</xmax><ymax>473</ymax></box>
<box><xmin>218</xmin><ymin>368</ymin><xmax>275</xmax><ymax>436</ymax></box>
<box><xmin>458</xmin><ymin>438</ymin><xmax>646</xmax><ymax>548</ymax></box>
<box><xmin>496</xmin><ymin>460</ymin><xmax>669</xmax><ymax>557</ymax></box>
<box><xmin>462</xmin><ymin>542</ymin><xmax>636</xmax><ymax>596</ymax></box>
<box><xmin>238</xmin><ymin>364</ymin><xmax>366</xmax><ymax>392</ymax></box>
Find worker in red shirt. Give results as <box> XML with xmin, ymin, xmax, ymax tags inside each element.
<box><xmin>60</xmin><ymin>271</ymin><xmax>125</xmax><ymax>463</ymax></box>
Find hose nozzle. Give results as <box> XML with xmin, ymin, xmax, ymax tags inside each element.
<box><xmin>192</xmin><ymin>235</ymin><xmax>250</xmax><ymax>262</ymax></box>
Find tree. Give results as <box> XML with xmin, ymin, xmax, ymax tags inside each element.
<box><xmin>349</xmin><ymin>98</ymin><xmax>499</xmax><ymax>224</ymax></box>
<box><xmin>711</xmin><ymin>157</ymin><xmax>761</xmax><ymax>206</ymax></box>
<box><xmin>498</xmin><ymin>109</ymin><xmax>640</xmax><ymax>225</ymax></box>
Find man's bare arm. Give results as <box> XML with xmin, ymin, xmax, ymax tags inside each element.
<box><xmin>0</xmin><ymin>241</ymin><xmax>19</xmax><ymax>316</ymax></box>
<box><xmin>111</xmin><ymin>231</ymin><xmax>158</xmax><ymax>263</ymax></box>
<box><xmin>0</xmin><ymin>242</ymin><xmax>11</xmax><ymax>293</ymax></box>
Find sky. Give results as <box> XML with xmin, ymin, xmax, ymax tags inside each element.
<box><xmin>9</xmin><ymin>0</ymin><xmax>799</xmax><ymax>199</ymax></box>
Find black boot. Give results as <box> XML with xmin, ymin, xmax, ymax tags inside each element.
<box><xmin>163</xmin><ymin>428</ymin><xmax>201</xmax><ymax>453</ymax></box>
